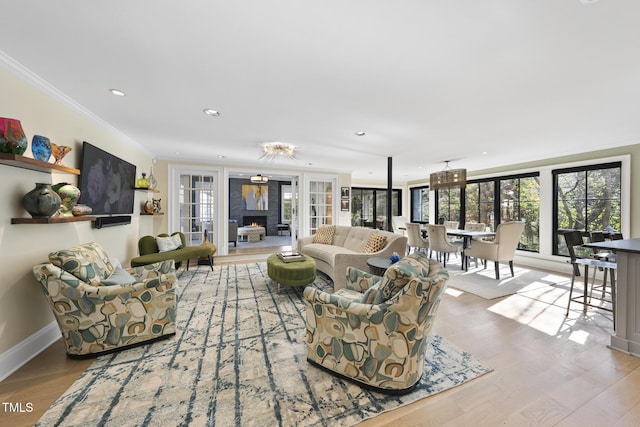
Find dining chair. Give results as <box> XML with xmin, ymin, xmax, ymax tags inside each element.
<box><xmin>425</xmin><ymin>224</ymin><xmax>463</xmax><ymax>268</ymax></box>
<box><xmin>443</xmin><ymin>220</ymin><xmax>459</xmax><ymax>230</ymax></box>
<box><xmin>563</xmin><ymin>230</ymin><xmax>616</xmax><ymax>327</ymax></box>
<box><xmin>405</xmin><ymin>222</ymin><xmax>429</xmax><ymax>255</ymax></box>
<box><xmin>463</xmin><ymin>221</ymin><xmax>525</xmax><ymax>279</ymax></box>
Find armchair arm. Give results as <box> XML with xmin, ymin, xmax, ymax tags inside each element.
<box><xmin>345</xmin><ymin>267</ymin><xmax>380</xmax><ymax>292</ymax></box>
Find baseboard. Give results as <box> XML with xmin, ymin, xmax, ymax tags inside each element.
<box><xmin>0</xmin><ymin>322</ymin><xmax>60</xmax><ymax>382</ymax></box>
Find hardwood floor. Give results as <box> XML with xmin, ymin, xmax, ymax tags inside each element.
<box><xmin>3</xmin><ymin>262</ymin><xmax>640</xmax><ymax>426</ymax></box>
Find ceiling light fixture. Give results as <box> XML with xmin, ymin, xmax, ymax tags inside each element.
<box><xmin>203</xmin><ymin>109</ymin><xmax>220</xmax><ymax>116</ymax></box>
<box><xmin>109</xmin><ymin>89</ymin><xmax>126</xmax><ymax>96</ymax></box>
<box><xmin>260</xmin><ymin>142</ymin><xmax>296</xmax><ymax>160</ymax></box>
<box><xmin>250</xmin><ymin>174</ymin><xmax>268</xmax><ymax>184</ymax></box>
<box><xmin>355</xmin><ymin>131</ymin><xmax>366</xmax><ymax>136</ymax></box>
<box><xmin>430</xmin><ymin>161</ymin><xmax>467</xmax><ymax>190</ymax></box>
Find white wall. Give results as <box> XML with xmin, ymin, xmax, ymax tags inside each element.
<box><xmin>0</xmin><ymin>62</ymin><xmax>154</xmax><ymax>378</ymax></box>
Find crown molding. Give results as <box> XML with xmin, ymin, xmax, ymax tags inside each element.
<box><xmin>0</xmin><ymin>49</ymin><xmax>154</xmax><ymax>157</ymax></box>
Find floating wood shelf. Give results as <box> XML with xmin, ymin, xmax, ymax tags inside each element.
<box><xmin>0</xmin><ymin>153</ymin><xmax>80</xmax><ymax>175</ymax></box>
<box><xmin>135</xmin><ymin>187</ymin><xmax>160</xmax><ymax>193</ymax></box>
<box><xmin>11</xmin><ymin>215</ymin><xmax>96</xmax><ymax>225</ymax></box>
<box><xmin>140</xmin><ymin>213</ymin><xmax>164</xmax><ymax>216</ymax></box>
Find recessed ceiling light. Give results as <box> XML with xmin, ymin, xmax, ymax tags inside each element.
<box><xmin>482</xmin><ymin>151</ymin><xmax>488</xmax><ymax>155</ymax></box>
<box><xmin>355</xmin><ymin>131</ymin><xmax>366</xmax><ymax>136</ymax></box>
<box><xmin>203</xmin><ymin>109</ymin><xmax>220</xmax><ymax>116</ymax></box>
<box><xmin>580</xmin><ymin>0</ymin><xmax>599</xmax><ymax>3</ymax></box>
<box><xmin>216</xmin><ymin>155</ymin><xmax>225</xmax><ymax>159</ymax></box>
<box><xmin>109</xmin><ymin>89</ymin><xmax>126</xmax><ymax>96</ymax></box>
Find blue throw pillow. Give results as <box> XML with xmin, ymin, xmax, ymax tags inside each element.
<box><xmin>101</xmin><ymin>267</ymin><xmax>136</xmax><ymax>286</ymax></box>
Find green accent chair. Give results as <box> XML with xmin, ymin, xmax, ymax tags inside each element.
<box><xmin>131</xmin><ymin>232</ymin><xmax>213</xmax><ymax>270</ymax></box>
<box><xmin>303</xmin><ymin>252</ymin><xmax>450</xmax><ymax>394</ymax></box>
<box><xmin>32</xmin><ymin>242</ymin><xmax>178</xmax><ymax>357</ymax></box>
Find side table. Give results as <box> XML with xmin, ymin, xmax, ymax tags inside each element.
<box><xmin>367</xmin><ymin>256</ymin><xmax>392</xmax><ymax>276</ymax></box>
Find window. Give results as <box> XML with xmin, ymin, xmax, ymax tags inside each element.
<box><xmin>451</xmin><ymin>172</ymin><xmax>540</xmax><ymax>251</ymax></box>
<box><xmin>436</xmin><ymin>187</ymin><xmax>461</xmax><ymax>224</ymax></box>
<box><xmin>351</xmin><ymin>188</ymin><xmax>401</xmax><ymax>229</ymax></box>
<box><xmin>464</xmin><ymin>181</ymin><xmax>494</xmax><ymax>229</ymax></box>
<box><xmin>500</xmin><ymin>175</ymin><xmax>540</xmax><ymax>251</ymax></box>
<box><xmin>553</xmin><ymin>162</ymin><xmax>621</xmax><ymax>255</ymax></box>
<box><xmin>410</xmin><ymin>186</ymin><xmax>429</xmax><ymax>223</ymax></box>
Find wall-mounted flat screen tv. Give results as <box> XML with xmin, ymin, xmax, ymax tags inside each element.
<box><xmin>78</xmin><ymin>141</ymin><xmax>136</xmax><ymax>215</ymax></box>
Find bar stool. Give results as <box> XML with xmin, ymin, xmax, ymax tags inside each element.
<box><xmin>563</xmin><ymin>230</ymin><xmax>617</xmax><ymax>328</ymax></box>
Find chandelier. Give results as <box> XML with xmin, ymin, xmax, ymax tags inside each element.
<box><xmin>430</xmin><ymin>161</ymin><xmax>467</xmax><ymax>190</ymax></box>
<box><xmin>259</xmin><ymin>142</ymin><xmax>296</xmax><ymax>160</ymax></box>
<box><xmin>250</xmin><ymin>174</ymin><xmax>269</xmax><ymax>184</ymax></box>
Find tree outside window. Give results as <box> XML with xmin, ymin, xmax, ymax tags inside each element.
<box><xmin>553</xmin><ymin>162</ymin><xmax>621</xmax><ymax>255</ymax></box>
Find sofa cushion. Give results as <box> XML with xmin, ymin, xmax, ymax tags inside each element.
<box><xmin>101</xmin><ymin>266</ymin><xmax>136</xmax><ymax>286</ymax></box>
<box><xmin>157</xmin><ymin>234</ymin><xmax>182</xmax><ymax>252</ymax></box>
<box><xmin>313</xmin><ymin>225</ymin><xmax>336</xmax><ymax>244</ymax></box>
<box><xmin>362</xmin><ymin>232</ymin><xmax>387</xmax><ymax>253</ymax></box>
<box><xmin>300</xmin><ymin>243</ymin><xmax>358</xmax><ymax>267</ymax></box>
<box><xmin>49</xmin><ymin>242</ymin><xmax>115</xmax><ymax>286</ymax></box>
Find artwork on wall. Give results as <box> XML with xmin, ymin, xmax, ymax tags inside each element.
<box><xmin>242</xmin><ymin>184</ymin><xmax>268</xmax><ymax>210</ymax></box>
<box><xmin>341</xmin><ymin>187</ymin><xmax>350</xmax><ymax>211</ymax></box>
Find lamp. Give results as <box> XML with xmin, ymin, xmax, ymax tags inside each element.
<box><xmin>430</xmin><ymin>161</ymin><xmax>467</xmax><ymax>190</ymax></box>
<box><xmin>260</xmin><ymin>142</ymin><xmax>296</xmax><ymax>160</ymax></box>
<box><xmin>250</xmin><ymin>174</ymin><xmax>269</xmax><ymax>184</ymax></box>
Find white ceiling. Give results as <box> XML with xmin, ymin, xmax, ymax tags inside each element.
<box><xmin>1</xmin><ymin>0</ymin><xmax>639</xmax><ymax>182</ymax></box>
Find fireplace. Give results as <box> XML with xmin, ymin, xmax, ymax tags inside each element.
<box><xmin>243</xmin><ymin>216</ymin><xmax>267</xmax><ymax>228</ymax></box>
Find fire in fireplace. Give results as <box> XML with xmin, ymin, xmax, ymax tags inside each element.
<box><xmin>243</xmin><ymin>216</ymin><xmax>267</xmax><ymax>228</ymax></box>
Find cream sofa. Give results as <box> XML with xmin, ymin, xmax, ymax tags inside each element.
<box><xmin>298</xmin><ymin>225</ymin><xmax>408</xmax><ymax>290</ymax></box>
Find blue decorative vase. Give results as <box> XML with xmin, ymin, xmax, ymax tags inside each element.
<box><xmin>31</xmin><ymin>135</ymin><xmax>52</xmax><ymax>162</ymax></box>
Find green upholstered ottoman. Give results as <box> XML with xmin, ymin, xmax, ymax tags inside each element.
<box><xmin>267</xmin><ymin>253</ymin><xmax>316</xmax><ymax>292</ymax></box>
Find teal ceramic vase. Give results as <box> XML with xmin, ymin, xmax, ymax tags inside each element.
<box><xmin>0</xmin><ymin>118</ymin><xmax>28</xmax><ymax>155</ymax></box>
<box><xmin>22</xmin><ymin>183</ymin><xmax>62</xmax><ymax>218</ymax></box>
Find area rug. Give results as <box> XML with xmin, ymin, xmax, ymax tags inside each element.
<box><xmin>446</xmin><ymin>260</ymin><xmax>572</xmax><ymax>300</ymax></box>
<box><xmin>37</xmin><ymin>263</ymin><xmax>492</xmax><ymax>427</ymax></box>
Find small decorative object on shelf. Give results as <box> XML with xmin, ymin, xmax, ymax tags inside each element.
<box><xmin>31</xmin><ymin>135</ymin><xmax>52</xmax><ymax>162</ymax></box>
<box><xmin>0</xmin><ymin>117</ymin><xmax>28</xmax><ymax>155</ymax></box>
<box><xmin>72</xmin><ymin>204</ymin><xmax>92</xmax><ymax>216</ymax></box>
<box><xmin>22</xmin><ymin>183</ymin><xmax>62</xmax><ymax>218</ymax></box>
<box><xmin>390</xmin><ymin>252</ymin><xmax>401</xmax><ymax>263</ymax></box>
<box><xmin>152</xmin><ymin>198</ymin><xmax>161</xmax><ymax>213</ymax></box>
<box><xmin>53</xmin><ymin>182</ymin><xmax>81</xmax><ymax>217</ymax></box>
<box><xmin>148</xmin><ymin>167</ymin><xmax>157</xmax><ymax>190</ymax></box>
<box><xmin>51</xmin><ymin>143</ymin><xmax>72</xmax><ymax>166</ymax></box>
<box><xmin>136</xmin><ymin>172</ymin><xmax>150</xmax><ymax>189</ymax></box>
<box><xmin>143</xmin><ymin>200</ymin><xmax>154</xmax><ymax>214</ymax></box>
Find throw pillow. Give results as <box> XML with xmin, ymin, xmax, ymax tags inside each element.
<box><xmin>157</xmin><ymin>235</ymin><xmax>181</xmax><ymax>252</ymax></box>
<box><xmin>101</xmin><ymin>266</ymin><xmax>136</xmax><ymax>286</ymax></box>
<box><xmin>313</xmin><ymin>225</ymin><xmax>336</xmax><ymax>244</ymax></box>
<box><xmin>362</xmin><ymin>233</ymin><xmax>387</xmax><ymax>253</ymax></box>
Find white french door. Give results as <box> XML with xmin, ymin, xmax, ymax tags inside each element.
<box><xmin>169</xmin><ymin>166</ymin><xmax>221</xmax><ymax>247</ymax></box>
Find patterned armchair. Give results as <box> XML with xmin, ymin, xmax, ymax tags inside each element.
<box><xmin>303</xmin><ymin>252</ymin><xmax>449</xmax><ymax>394</ymax></box>
<box><xmin>32</xmin><ymin>242</ymin><xmax>178</xmax><ymax>357</ymax></box>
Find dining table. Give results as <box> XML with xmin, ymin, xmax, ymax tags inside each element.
<box><xmin>582</xmin><ymin>238</ymin><xmax>640</xmax><ymax>358</ymax></box>
<box><xmin>446</xmin><ymin>229</ymin><xmax>497</xmax><ymax>271</ymax></box>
